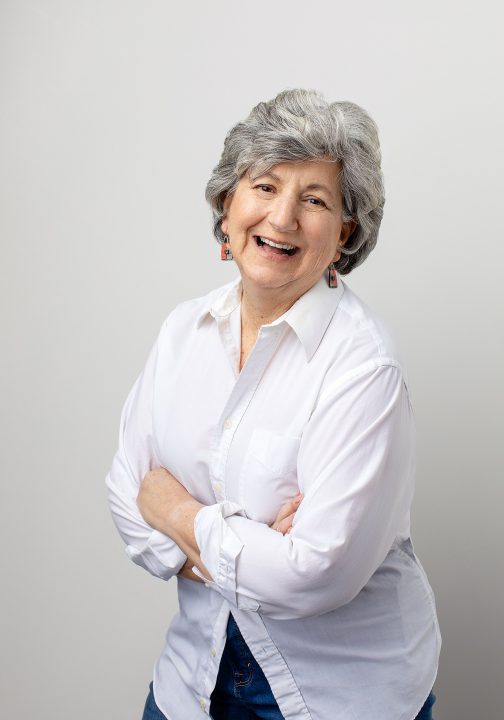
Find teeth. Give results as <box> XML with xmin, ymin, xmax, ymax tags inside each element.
<box><xmin>258</xmin><ymin>236</ymin><xmax>296</xmax><ymax>250</ymax></box>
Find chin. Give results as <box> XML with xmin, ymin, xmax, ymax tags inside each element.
<box><xmin>243</xmin><ymin>269</ymin><xmax>296</xmax><ymax>289</ymax></box>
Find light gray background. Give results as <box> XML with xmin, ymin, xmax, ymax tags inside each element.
<box><xmin>1</xmin><ymin>2</ymin><xmax>503</xmax><ymax>719</ymax></box>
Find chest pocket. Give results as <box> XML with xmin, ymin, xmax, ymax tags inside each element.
<box><xmin>238</xmin><ymin>428</ymin><xmax>301</xmax><ymax>524</ymax></box>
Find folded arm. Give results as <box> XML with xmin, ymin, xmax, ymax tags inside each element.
<box><xmin>192</xmin><ymin>362</ymin><xmax>415</xmax><ymax>619</ymax></box>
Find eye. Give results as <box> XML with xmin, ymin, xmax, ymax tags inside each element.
<box><xmin>254</xmin><ymin>184</ymin><xmax>274</xmax><ymax>193</ymax></box>
<box><xmin>305</xmin><ymin>196</ymin><xmax>327</xmax><ymax>208</ymax></box>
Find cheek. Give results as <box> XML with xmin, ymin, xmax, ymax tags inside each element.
<box><xmin>230</xmin><ymin>198</ymin><xmax>264</xmax><ymax>230</ymax></box>
<box><xmin>310</xmin><ymin>221</ymin><xmax>343</xmax><ymax>258</ymax></box>
<box><xmin>305</xmin><ymin>231</ymin><xmax>335</xmax><ymax>257</ymax></box>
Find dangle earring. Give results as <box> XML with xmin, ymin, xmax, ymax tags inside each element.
<box><xmin>328</xmin><ymin>262</ymin><xmax>338</xmax><ymax>288</ymax></box>
<box><xmin>220</xmin><ymin>234</ymin><xmax>233</xmax><ymax>261</ymax></box>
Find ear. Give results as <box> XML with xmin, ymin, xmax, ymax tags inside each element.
<box><xmin>332</xmin><ymin>219</ymin><xmax>357</xmax><ymax>262</ymax></box>
<box><xmin>221</xmin><ymin>194</ymin><xmax>232</xmax><ymax>235</ymax></box>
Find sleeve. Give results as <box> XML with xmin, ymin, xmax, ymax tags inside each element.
<box><xmin>193</xmin><ymin>361</ymin><xmax>416</xmax><ymax>618</ymax></box>
<box><xmin>105</xmin><ymin>320</ymin><xmax>187</xmax><ymax>580</ymax></box>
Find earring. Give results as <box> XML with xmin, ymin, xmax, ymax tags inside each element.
<box><xmin>328</xmin><ymin>262</ymin><xmax>338</xmax><ymax>288</ymax></box>
<box><xmin>220</xmin><ymin>234</ymin><xmax>233</xmax><ymax>261</ymax></box>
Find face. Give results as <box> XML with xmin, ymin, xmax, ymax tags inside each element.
<box><xmin>221</xmin><ymin>160</ymin><xmax>355</xmax><ymax>300</ymax></box>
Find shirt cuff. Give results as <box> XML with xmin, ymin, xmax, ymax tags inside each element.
<box><xmin>126</xmin><ymin>529</ymin><xmax>187</xmax><ymax>580</ymax></box>
<box><xmin>194</xmin><ymin>501</ymin><xmax>254</xmax><ymax>608</ymax></box>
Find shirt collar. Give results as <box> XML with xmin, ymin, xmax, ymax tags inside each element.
<box><xmin>195</xmin><ymin>276</ymin><xmax>242</xmax><ymax>333</ymax></box>
<box><xmin>196</xmin><ymin>272</ymin><xmax>345</xmax><ymax>361</ymax></box>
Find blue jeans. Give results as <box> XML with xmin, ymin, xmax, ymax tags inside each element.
<box><xmin>142</xmin><ymin>613</ymin><xmax>437</xmax><ymax>719</ymax></box>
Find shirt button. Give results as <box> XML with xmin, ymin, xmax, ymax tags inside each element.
<box><xmin>199</xmin><ymin>697</ymin><xmax>206</xmax><ymax>711</ymax></box>
<box><xmin>223</xmin><ymin>418</ymin><xmax>233</xmax><ymax>429</ymax></box>
<box><xmin>214</xmin><ymin>482</ymin><xmax>222</xmax><ymax>493</ymax></box>
<box><xmin>211</xmin><ymin>647</ymin><xmax>217</xmax><ymax>657</ymax></box>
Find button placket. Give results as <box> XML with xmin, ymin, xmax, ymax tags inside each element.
<box><xmin>210</xmin><ymin>326</ymin><xmax>286</xmax><ymax>504</ymax></box>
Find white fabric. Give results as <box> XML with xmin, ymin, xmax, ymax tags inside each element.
<box><xmin>106</xmin><ymin>273</ymin><xmax>441</xmax><ymax>720</ymax></box>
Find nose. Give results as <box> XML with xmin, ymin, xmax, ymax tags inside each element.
<box><xmin>267</xmin><ymin>194</ymin><xmax>299</xmax><ymax>233</ymax></box>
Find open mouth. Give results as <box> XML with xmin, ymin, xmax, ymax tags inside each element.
<box><xmin>254</xmin><ymin>236</ymin><xmax>298</xmax><ymax>256</ymax></box>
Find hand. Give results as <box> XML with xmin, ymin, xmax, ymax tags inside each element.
<box><xmin>177</xmin><ymin>557</ymin><xmax>205</xmax><ymax>584</ymax></box>
<box><xmin>269</xmin><ymin>492</ymin><xmax>304</xmax><ymax>535</ymax></box>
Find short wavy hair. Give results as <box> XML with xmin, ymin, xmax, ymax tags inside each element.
<box><xmin>205</xmin><ymin>88</ymin><xmax>385</xmax><ymax>274</ymax></box>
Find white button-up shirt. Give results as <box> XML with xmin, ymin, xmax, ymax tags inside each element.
<box><xmin>106</xmin><ymin>273</ymin><xmax>441</xmax><ymax>720</ymax></box>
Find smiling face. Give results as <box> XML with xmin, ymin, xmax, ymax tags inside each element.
<box><xmin>221</xmin><ymin>160</ymin><xmax>355</xmax><ymax>302</ymax></box>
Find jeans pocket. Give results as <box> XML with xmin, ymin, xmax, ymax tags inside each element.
<box><xmin>234</xmin><ymin>661</ymin><xmax>254</xmax><ymax>688</ymax></box>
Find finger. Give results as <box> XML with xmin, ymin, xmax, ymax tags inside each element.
<box><xmin>273</xmin><ymin>493</ymin><xmax>304</xmax><ymax>524</ymax></box>
<box><xmin>273</xmin><ymin>511</ymin><xmax>296</xmax><ymax>535</ymax></box>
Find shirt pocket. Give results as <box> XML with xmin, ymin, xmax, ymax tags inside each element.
<box><xmin>238</xmin><ymin>428</ymin><xmax>301</xmax><ymax>524</ymax></box>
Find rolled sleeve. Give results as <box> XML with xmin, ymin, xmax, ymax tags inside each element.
<box><xmin>125</xmin><ymin>529</ymin><xmax>187</xmax><ymax>579</ymax></box>
<box><xmin>193</xmin><ymin>501</ymin><xmax>260</xmax><ymax>610</ymax></box>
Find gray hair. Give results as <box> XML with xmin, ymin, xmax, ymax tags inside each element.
<box><xmin>205</xmin><ymin>88</ymin><xmax>385</xmax><ymax>274</ymax></box>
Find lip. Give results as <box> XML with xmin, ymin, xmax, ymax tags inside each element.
<box><xmin>254</xmin><ymin>235</ymin><xmax>298</xmax><ymax>250</ymax></box>
<box><xmin>253</xmin><ymin>235</ymin><xmax>299</xmax><ymax>262</ymax></box>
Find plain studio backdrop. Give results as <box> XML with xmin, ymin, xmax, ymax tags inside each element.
<box><xmin>1</xmin><ymin>2</ymin><xmax>503</xmax><ymax>719</ymax></box>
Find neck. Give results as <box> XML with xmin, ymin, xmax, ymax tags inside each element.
<box><xmin>239</xmin><ymin>278</ymin><xmax>306</xmax><ymax>336</ymax></box>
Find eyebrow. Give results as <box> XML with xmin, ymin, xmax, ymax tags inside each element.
<box><xmin>252</xmin><ymin>171</ymin><xmax>336</xmax><ymax>199</ymax></box>
<box><xmin>305</xmin><ymin>182</ymin><xmax>335</xmax><ymax>196</ymax></box>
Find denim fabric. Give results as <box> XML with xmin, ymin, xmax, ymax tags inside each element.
<box><xmin>141</xmin><ymin>681</ymin><xmax>166</xmax><ymax>720</ymax></box>
<box><xmin>414</xmin><ymin>688</ymin><xmax>437</xmax><ymax>720</ymax></box>
<box><xmin>208</xmin><ymin>613</ymin><xmax>284</xmax><ymax>719</ymax></box>
<box><xmin>141</xmin><ymin>613</ymin><xmax>437</xmax><ymax>720</ymax></box>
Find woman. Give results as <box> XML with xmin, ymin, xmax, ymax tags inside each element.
<box><xmin>106</xmin><ymin>89</ymin><xmax>441</xmax><ymax>720</ymax></box>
